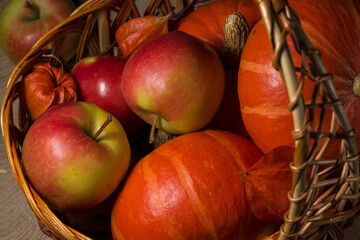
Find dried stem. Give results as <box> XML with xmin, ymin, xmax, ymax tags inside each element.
<box><xmin>42</xmin><ymin>54</ymin><xmax>64</xmax><ymax>81</ymax></box>
<box><xmin>223</xmin><ymin>12</ymin><xmax>250</xmax><ymax>69</ymax></box>
<box><xmin>149</xmin><ymin>115</ymin><xmax>159</xmax><ymax>144</ymax></box>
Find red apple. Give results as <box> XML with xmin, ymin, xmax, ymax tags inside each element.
<box><xmin>21</xmin><ymin>101</ymin><xmax>131</xmax><ymax>211</ymax></box>
<box><xmin>71</xmin><ymin>56</ymin><xmax>145</xmax><ymax>138</ymax></box>
<box><xmin>0</xmin><ymin>0</ymin><xmax>78</xmax><ymax>64</ymax></box>
<box><xmin>121</xmin><ymin>31</ymin><xmax>225</xmax><ymax>135</ymax></box>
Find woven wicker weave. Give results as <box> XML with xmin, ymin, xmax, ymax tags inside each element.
<box><xmin>257</xmin><ymin>1</ymin><xmax>360</xmax><ymax>239</ymax></box>
<box><xmin>1</xmin><ymin>0</ymin><xmax>359</xmax><ymax>239</ymax></box>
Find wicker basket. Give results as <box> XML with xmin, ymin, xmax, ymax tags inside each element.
<box><xmin>1</xmin><ymin>0</ymin><xmax>359</xmax><ymax>239</ymax></box>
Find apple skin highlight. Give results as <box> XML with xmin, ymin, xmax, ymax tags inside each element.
<box><xmin>121</xmin><ymin>31</ymin><xmax>225</xmax><ymax>134</ymax></box>
<box><xmin>22</xmin><ymin>102</ymin><xmax>131</xmax><ymax>211</ymax></box>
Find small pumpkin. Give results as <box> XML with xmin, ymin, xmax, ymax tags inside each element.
<box><xmin>238</xmin><ymin>0</ymin><xmax>360</xmax><ymax>155</ymax></box>
<box><xmin>19</xmin><ymin>61</ymin><xmax>77</xmax><ymax>120</ymax></box>
<box><xmin>111</xmin><ymin>130</ymin><xmax>281</xmax><ymax>240</ymax></box>
<box><xmin>176</xmin><ymin>0</ymin><xmax>261</xmax><ymax>63</ymax></box>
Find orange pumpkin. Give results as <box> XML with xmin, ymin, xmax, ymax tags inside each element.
<box><xmin>176</xmin><ymin>0</ymin><xmax>261</xmax><ymax>63</ymax></box>
<box><xmin>238</xmin><ymin>0</ymin><xmax>360</xmax><ymax>155</ymax></box>
<box><xmin>111</xmin><ymin>130</ymin><xmax>279</xmax><ymax>240</ymax></box>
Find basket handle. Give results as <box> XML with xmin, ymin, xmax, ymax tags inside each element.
<box><xmin>254</xmin><ymin>0</ymin><xmax>360</xmax><ymax>239</ymax></box>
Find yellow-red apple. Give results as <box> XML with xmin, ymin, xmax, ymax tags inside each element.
<box><xmin>0</xmin><ymin>0</ymin><xmax>78</xmax><ymax>63</ymax></box>
<box><xmin>21</xmin><ymin>101</ymin><xmax>131</xmax><ymax>211</ymax></box>
<box><xmin>121</xmin><ymin>31</ymin><xmax>225</xmax><ymax>134</ymax></box>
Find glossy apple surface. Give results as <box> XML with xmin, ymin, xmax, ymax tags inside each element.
<box><xmin>21</xmin><ymin>101</ymin><xmax>131</xmax><ymax>211</ymax></box>
<box><xmin>0</xmin><ymin>0</ymin><xmax>78</xmax><ymax>63</ymax></box>
<box><xmin>71</xmin><ymin>56</ymin><xmax>145</xmax><ymax>138</ymax></box>
<box><xmin>121</xmin><ymin>31</ymin><xmax>225</xmax><ymax>134</ymax></box>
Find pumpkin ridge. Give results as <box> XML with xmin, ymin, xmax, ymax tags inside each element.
<box><xmin>164</xmin><ymin>151</ymin><xmax>219</xmax><ymax>240</ymax></box>
<box><xmin>301</xmin><ymin>21</ymin><xmax>349</xmax><ymax>70</ymax></box>
<box><xmin>239</xmin><ymin>59</ymin><xmax>275</xmax><ymax>74</ymax></box>
<box><xmin>142</xmin><ymin>157</ymin><xmax>185</xmax><ymax>239</ymax></box>
<box><xmin>240</xmin><ymin>103</ymin><xmax>289</xmax><ymax>117</ymax></box>
<box><xmin>203</xmin><ymin>131</ymin><xmax>247</xmax><ymax>171</ymax></box>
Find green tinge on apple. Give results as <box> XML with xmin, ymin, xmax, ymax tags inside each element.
<box><xmin>121</xmin><ymin>31</ymin><xmax>226</xmax><ymax>135</ymax></box>
<box><xmin>22</xmin><ymin>101</ymin><xmax>131</xmax><ymax>211</ymax></box>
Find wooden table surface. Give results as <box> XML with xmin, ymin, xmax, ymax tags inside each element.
<box><xmin>0</xmin><ymin>0</ymin><xmax>48</xmax><ymax>237</ymax></box>
<box><xmin>0</xmin><ymin>0</ymin><xmax>359</xmax><ymax>239</ymax></box>
<box><xmin>0</xmin><ymin>0</ymin><xmax>48</xmax><ymax>238</ymax></box>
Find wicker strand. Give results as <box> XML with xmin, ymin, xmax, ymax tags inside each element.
<box><xmin>254</xmin><ymin>0</ymin><xmax>360</xmax><ymax>239</ymax></box>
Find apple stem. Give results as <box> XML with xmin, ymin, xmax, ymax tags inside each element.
<box><xmin>93</xmin><ymin>115</ymin><xmax>113</xmax><ymax>139</ymax></box>
<box><xmin>149</xmin><ymin>115</ymin><xmax>159</xmax><ymax>144</ymax></box>
<box><xmin>42</xmin><ymin>54</ymin><xmax>64</xmax><ymax>81</ymax></box>
<box><xmin>24</xmin><ymin>1</ymin><xmax>40</xmax><ymax>20</ymax></box>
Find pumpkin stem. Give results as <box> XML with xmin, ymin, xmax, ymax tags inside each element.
<box><xmin>238</xmin><ymin>171</ymin><xmax>247</xmax><ymax>177</ymax></box>
<box><xmin>154</xmin><ymin>129</ymin><xmax>177</xmax><ymax>147</ymax></box>
<box><xmin>149</xmin><ymin>115</ymin><xmax>159</xmax><ymax>144</ymax></box>
<box><xmin>223</xmin><ymin>12</ymin><xmax>250</xmax><ymax>69</ymax></box>
<box><xmin>93</xmin><ymin>115</ymin><xmax>112</xmax><ymax>140</ymax></box>
<box><xmin>42</xmin><ymin>54</ymin><xmax>65</xmax><ymax>81</ymax></box>
<box><xmin>353</xmin><ymin>74</ymin><xmax>360</xmax><ymax>97</ymax></box>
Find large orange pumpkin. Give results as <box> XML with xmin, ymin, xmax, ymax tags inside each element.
<box><xmin>238</xmin><ymin>0</ymin><xmax>360</xmax><ymax>155</ymax></box>
<box><xmin>176</xmin><ymin>0</ymin><xmax>261</xmax><ymax>63</ymax></box>
<box><xmin>111</xmin><ymin>130</ymin><xmax>279</xmax><ymax>240</ymax></box>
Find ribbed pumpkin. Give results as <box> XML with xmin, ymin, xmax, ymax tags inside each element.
<box><xmin>111</xmin><ymin>130</ymin><xmax>278</xmax><ymax>240</ymax></box>
<box><xmin>176</xmin><ymin>0</ymin><xmax>260</xmax><ymax>62</ymax></box>
<box><xmin>238</xmin><ymin>0</ymin><xmax>360</xmax><ymax>155</ymax></box>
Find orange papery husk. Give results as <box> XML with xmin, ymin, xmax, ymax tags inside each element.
<box><xmin>19</xmin><ymin>62</ymin><xmax>77</xmax><ymax>121</ymax></box>
<box><xmin>244</xmin><ymin>146</ymin><xmax>294</xmax><ymax>222</ymax></box>
<box><xmin>115</xmin><ymin>15</ymin><xmax>169</xmax><ymax>57</ymax></box>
